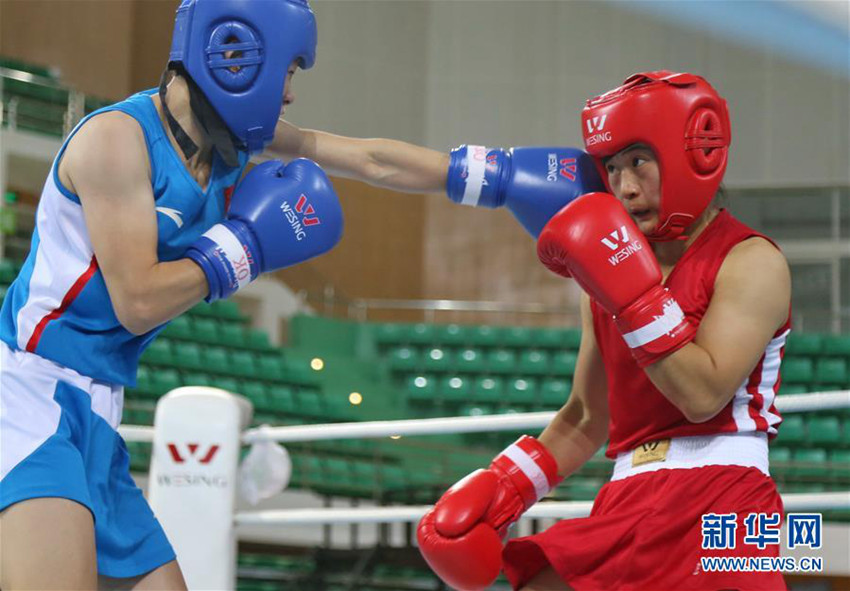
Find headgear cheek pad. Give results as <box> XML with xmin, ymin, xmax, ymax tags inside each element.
<box><xmin>169</xmin><ymin>0</ymin><xmax>317</xmax><ymax>155</ymax></box>
<box><xmin>581</xmin><ymin>71</ymin><xmax>731</xmax><ymax>241</ymax></box>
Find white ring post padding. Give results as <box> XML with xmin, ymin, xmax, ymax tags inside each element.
<box><xmin>147</xmin><ymin>387</ymin><xmax>253</xmax><ymax>591</ymax></box>
<box><xmin>120</xmin><ymin>390</ymin><xmax>850</xmax><ymax>445</ymax></box>
<box><xmin>233</xmin><ymin>492</ymin><xmax>849</xmax><ymax>527</ymax></box>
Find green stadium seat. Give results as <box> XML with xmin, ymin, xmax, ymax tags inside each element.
<box><xmin>822</xmin><ymin>335</ymin><xmax>850</xmax><ymax>357</ymax></box>
<box><xmin>374</xmin><ymin>323</ymin><xmax>403</xmax><ymax>344</ymax></box>
<box><xmin>193</xmin><ymin>318</ymin><xmax>220</xmax><ymax>345</ymax></box>
<box><xmin>813</xmin><ymin>358</ymin><xmax>847</xmax><ymax>385</ymax></box>
<box><xmin>162</xmin><ymin>315</ymin><xmax>192</xmax><ymax>340</ymax></box>
<box><xmin>151</xmin><ymin>369</ymin><xmax>181</xmax><ymax>396</ymax></box>
<box><xmin>455</xmin><ymin>347</ymin><xmax>486</xmax><ymax>373</ymax></box>
<box><xmin>182</xmin><ymin>372</ymin><xmax>212</xmax><ymax>387</ymax></box>
<box><xmin>212</xmin><ymin>376</ymin><xmax>239</xmax><ymax>394</ymax></box>
<box><xmin>776</xmin><ymin>415</ymin><xmax>806</xmax><ymax>446</ymax></box>
<box><xmin>202</xmin><ymin>347</ymin><xmax>230</xmax><ymax>374</ymax></box>
<box><xmin>256</xmin><ymin>356</ymin><xmax>285</xmax><ymax>382</ymax></box>
<box><xmin>784</xmin><ymin>333</ymin><xmax>822</xmax><ymax>356</ymax></box>
<box><xmin>469</xmin><ymin>326</ymin><xmax>500</xmax><ymax>347</ymax></box>
<box><xmin>518</xmin><ymin>349</ymin><xmax>550</xmax><ymax>375</ymax></box>
<box><xmin>297</xmin><ymin>392</ymin><xmax>325</xmax><ymax>416</ymax></box>
<box><xmin>220</xmin><ymin>323</ymin><xmax>247</xmax><ymax>348</ymax></box>
<box><xmin>0</xmin><ymin>259</ymin><xmax>16</xmax><ymax>284</ymax></box>
<box><xmin>241</xmin><ymin>381</ymin><xmax>268</xmax><ymax>405</ymax></box>
<box><xmin>566</xmin><ymin>478</ymin><xmax>603</xmax><ymax>500</ymax></box>
<box><xmin>460</xmin><ymin>404</ymin><xmax>495</xmax><ymax>417</ymax></box>
<box><xmin>552</xmin><ymin>351</ymin><xmax>578</xmax><ymax>376</ymax></box>
<box><xmin>829</xmin><ymin>450</ymin><xmax>850</xmax><ymax>477</ymax></box>
<box><xmin>134</xmin><ymin>365</ymin><xmax>153</xmax><ymax>396</ymax></box>
<box><xmin>436</xmin><ymin>323</ymin><xmax>467</xmax><ymax>346</ymax></box>
<box><xmin>173</xmin><ymin>342</ymin><xmax>202</xmax><ymax>370</ymax></box>
<box><xmin>281</xmin><ymin>357</ymin><xmax>317</xmax><ymax>385</ymax></box>
<box><xmin>807</xmin><ymin>416</ymin><xmax>843</xmax><ymax>448</ymax></box>
<box><xmin>406</xmin><ymin>375</ymin><xmax>436</xmax><ymax>401</ymax></box>
<box><xmin>266</xmin><ymin>385</ymin><xmax>295</xmax><ymax>412</ymax></box>
<box><xmin>791</xmin><ymin>448</ymin><xmax>829</xmax><ymax>478</ymax></box>
<box><xmin>533</xmin><ymin>327</ymin><xmax>562</xmax><ymax>349</ymax></box>
<box><xmin>769</xmin><ymin>447</ymin><xmax>791</xmax><ymax>463</ymax></box>
<box><xmin>141</xmin><ymin>339</ymin><xmax>172</xmax><ymax>366</ymax></box>
<box><xmin>388</xmin><ymin>346</ymin><xmax>419</xmax><ymax>370</ymax></box>
<box><xmin>230</xmin><ymin>350</ymin><xmax>258</xmax><ymax>378</ymax></box>
<box><xmin>541</xmin><ymin>379</ymin><xmax>571</xmax><ymax>406</ymax></box>
<box><xmin>778</xmin><ymin>383</ymin><xmax>808</xmax><ymax>396</ymax></box>
<box><xmin>440</xmin><ymin>375</ymin><xmax>472</xmax><ymax>401</ymax></box>
<box><xmin>502</xmin><ymin>327</ymin><xmax>533</xmax><ymax>348</ymax></box>
<box><xmin>423</xmin><ymin>347</ymin><xmax>452</xmax><ymax>371</ymax></box>
<box><xmin>472</xmin><ymin>376</ymin><xmax>504</xmax><ymax>403</ymax></box>
<box><xmin>380</xmin><ymin>464</ymin><xmax>407</xmax><ymax>489</ymax></box>
<box><xmin>246</xmin><ymin>328</ymin><xmax>273</xmax><ymax>351</ymax></box>
<box><xmin>408</xmin><ymin>323</ymin><xmax>436</xmax><ymax>344</ymax></box>
<box><xmin>563</xmin><ymin>328</ymin><xmax>582</xmax><ymax>350</ymax></box>
<box><xmin>486</xmin><ymin>349</ymin><xmax>517</xmax><ymax>373</ymax></box>
<box><xmin>506</xmin><ymin>378</ymin><xmax>538</xmax><ymax>406</ymax></box>
<box><xmin>782</xmin><ymin>358</ymin><xmax>814</xmax><ymax>384</ymax></box>
<box><xmin>211</xmin><ymin>299</ymin><xmax>243</xmax><ymax>322</ymax></box>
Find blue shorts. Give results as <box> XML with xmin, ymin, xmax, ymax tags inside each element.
<box><xmin>0</xmin><ymin>341</ymin><xmax>175</xmax><ymax>578</ymax></box>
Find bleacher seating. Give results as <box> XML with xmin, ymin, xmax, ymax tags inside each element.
<box><xmin>2</xmin><ymin>58</ymin><xmax>114</xmax><ymax>138</ymax></box>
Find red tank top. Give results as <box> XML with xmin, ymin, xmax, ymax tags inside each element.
<box><xmin>592</xmin><ymin>210</ymin><xmax>790</xmax><ymax>457</ymax></box>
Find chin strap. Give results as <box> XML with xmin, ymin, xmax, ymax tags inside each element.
<box><xmin>159</xmin><ymin>67</ymin><xmax>242</xmax><ymax>168</ymax></box>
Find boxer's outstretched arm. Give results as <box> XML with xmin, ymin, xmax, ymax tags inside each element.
<box><xmin>538</xmin><ymin>292</ymin><xmax>610</xmax><ymax>477</ymax></box>
<box><xmin>64</xmin><ymin>112</ymin><xmax>210</xmax><ymax>335</ymax></box>
<box><xmin>264</xmin><ymin>120</ymin><xmax>449</xmax><ymax>193</ymax></box>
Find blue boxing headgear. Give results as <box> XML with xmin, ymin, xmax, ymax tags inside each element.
<box><xmin>165</xmin><ymin>0</ymin><xmax>317</xmax><ymax>158</ymax></box>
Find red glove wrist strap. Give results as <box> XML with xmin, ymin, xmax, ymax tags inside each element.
<box><xmin>491</xmin><ymin>436</ymin><xmax>562</xmax><ymax>508</ymax></box>
<box><xmin>615</xmin><ymin>285</ymin><xmax>696</xmax><ymax>367</ymax></box>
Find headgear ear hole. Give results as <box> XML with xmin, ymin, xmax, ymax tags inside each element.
<box><xmin>686</xmin><ymin>109</ymin><xmax>725</xmax><ymax>174</ymax></box>
<box><xmin>222</xmin><ymin>35</ymin><xmax>244</xmax><ymax>74</ymax></box>
<box><xmin>207</xmin><ymin>22</ymin><xmax>262</xmax><ymax>92</ymax></box>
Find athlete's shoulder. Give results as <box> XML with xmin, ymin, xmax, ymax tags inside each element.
<box><xmin>64</xmin><ymin>111</ymin><xmax>150</xmax><ymax>190</ymax></box>
<box><xmin>724</xmin><ymin>236</ymin><xmax>788</xmax><ymax>275</ymax></box>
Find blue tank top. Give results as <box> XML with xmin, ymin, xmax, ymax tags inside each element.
<box><xmin>0</xmin><ymin>89</ymin><xmax>249</xmax><ymax>385</ymax></box>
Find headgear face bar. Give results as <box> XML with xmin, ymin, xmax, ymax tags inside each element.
<box><xmin>162</xmin><ymin>0</ymin><xmax>317</xmax><ymax>165</ymax></box>
<box><xmin>582</xmin><ymin>71</ymin><xmax>731</xmax><ymax>241</ymax></box>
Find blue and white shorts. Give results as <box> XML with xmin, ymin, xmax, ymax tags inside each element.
<box><xmin>0</xmin><ymin>341</ymin><xmax>175</xmax><ymax>578</ymax></box>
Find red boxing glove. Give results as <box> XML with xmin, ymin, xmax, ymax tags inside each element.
<box><xmin>538</xmin><ymin>193</ymin><xmax>696</xmax><ymax>366</ymax></box>
<box><xmin>417</xmin><ymin>436</ymin><xmax>561</xmax><ymax>591</ymax></box>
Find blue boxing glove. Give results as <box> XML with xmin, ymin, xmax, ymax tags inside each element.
<box><xmin>446</xmin><ymin>145</ymin><xmax>605</xmax><ymax>237</ymax></box>
<box><xmin>186</xmin><ymin>159</ymin><xmax>343</xmax><ymax>301</ymax></box>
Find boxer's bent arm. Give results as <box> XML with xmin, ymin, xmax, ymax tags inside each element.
<box><xmin>538</xmin><ymin>293</ymin><xmax>610</xmax><ymax>477</ymax></box>
<box><xmin>644</xmin><ymin>238</ymin><xmax>791</xmax><ymax>423</ymax></box>
<box><xmin>65</xmin><ymin>113</ymin><xmax>208</xmax><ymax>335</ymax></box>
<box><xmin>264</xmin><ymin>120</ymin><xmax>449</xmax><ymax>193</ymax></box>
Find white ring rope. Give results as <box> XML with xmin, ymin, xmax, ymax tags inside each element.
<box><xmin>233</xmin><ymin>492</ymin><xmax>850</xmax><ymax>527</ymax></box>
<box><xmin>119</xmin><ymin>390</ymin><xmax>850</xmax><ymax>444</ymax></box>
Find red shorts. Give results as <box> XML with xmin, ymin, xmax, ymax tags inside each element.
<box><xmin>502</xmin><ymin>465</ymin><xmax>785</xmax><ymax>591</ymax></box>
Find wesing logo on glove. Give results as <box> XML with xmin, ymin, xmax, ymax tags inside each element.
<box><xmin>547</xmin><ymin>155</ymin><xmax>578</xmax><ymax>182</ymax></box>
<box><xmin>280</xmin><ymin>194</ymin><xmax>321</xmax><ymax>241</ymax></box>
<box><xmin>601</xmin><ymin>225</ymin><xmax>643</xmax><ymax>266</ymax></box>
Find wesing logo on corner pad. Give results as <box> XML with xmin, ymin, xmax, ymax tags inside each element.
<box><xmin>585</xmin><ymin>115</ymin><xmax>612</xmax><ymax>146</ymax></box>
<box><xmin>158</xmin><ymin>442</ymin><xmax>227</xmax><ymax>488</ymax></box>
<box><xmin>166</xmin><ymin>442</ymin><xmax>220</xmax><ymax>464</ymax></box>
<box><xmin>280</xmin><ymin>193</ymin><xmax>321</xmax><ymax>242</ymax></box>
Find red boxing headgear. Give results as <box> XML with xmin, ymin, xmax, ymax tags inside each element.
<box><xmin>582</xmin><ymin>71</ymin><xmax>731</xmax><ymax>241</ymax></box>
